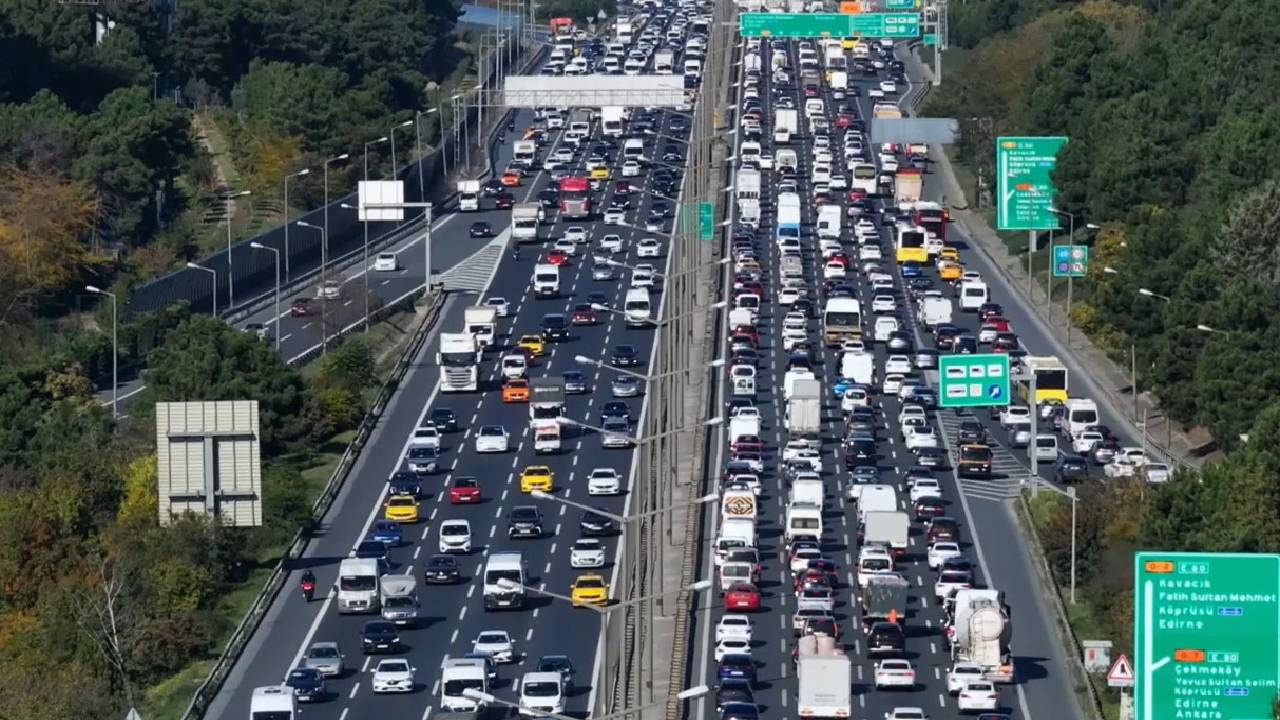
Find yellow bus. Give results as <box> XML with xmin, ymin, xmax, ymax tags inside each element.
<box><xmin>1019</xmin><ymin>356</ymin><xmax>1069</xmax><ymax>404</ymax></box>
<box><xmin>895</xmin><ymin>224</ymin><xmax>929</xmax><ymax>264</ymax></box>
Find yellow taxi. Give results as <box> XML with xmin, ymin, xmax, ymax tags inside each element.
<box><xmin>938</xmin><ymin>261</ymin><xmax>964</xmax><ymax>282</ymax></box>
<box><xmin>384</xmin><ymin>494</ymin><xmax>420</xmax><ymax>523</ymax></box>
<box><xmin>937</xmin><ymin>247</ymin><xmax>960</xmax><ymax>263</ymax></box>
<box><xmin>516</xmin><ymin>334</ymin><xmax>546</xmax><ymax>357</ymax></box>
<box><xmin>520</xmin><ymin>465</ymin><xmax>554</xmax><ymax>493</ymax></box>
<box><xmin>589</xmin><ymin>166</ymin><xmax>611</xmax><ymax>181</ymax></box>
<box><xmin>570</xmin><ymin>574</ymin><xmax>610</xmax><ymax>607</ymax></box>
<box><xmin>503</xmin><ymin>378</ymin><xmax>531</xmax><ymax>403</ymax></box>
<box><xmin>500</xmin><ymin>169</ymin><xmax>522</xmax><ymax>186</ymax></box>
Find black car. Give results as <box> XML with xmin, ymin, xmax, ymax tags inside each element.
<box><xmin>934</xmin><ymin>324</ymin><xmax>962</xmax><ymax>351</ymax></box>
<box><xmin>286</xmin><ymin>667</ymin><xmax>327</xmax><ymax>702</ymax></box>
<box><xmin>388</xmin><ymin>472</ymin><xmax>422</xmax><ymax>497</ymax></box>
<box><xmin>470</xmin><ymin>221</ymin><xmax>494</xmax><ymax>238</ymax></box>
<box><xmin>508</xmin><ymin>506</ymin><xmax>543</xmax><ymax>538</ymax></box>
<box><xmin>536</xmin><ymin>655</ymin><xmax>576</xmax><ymax>694</ymax></box>
<box><xmin>431</xmin><ymin>407</ymin><xmax>458</xmax><ymax>432</ymax></box>
<box><xmin>914</xmin><ymin>496</ymin><xmax>946</xmax><ymax>522</ymax></box>
<box><xmin>916</xmin><ymin>446</ymin><xmax>950</xmax><ymax>469</ymax></box>
<box><xmin>953</xmin><ymin>334</ymin><xmax>979</xmax><ymax>355</ymax></box>
<box><xmin>537</xmin><ymin>188</ymin><xmax>559</xmax><ymax>208</ymax></box>
<box><xmin>353</xmin><ymin>540</ymin><xmax>388</xmax><ymax>562</ymax></box>
<box><xmin>866</xmin><ymin>621</ymin><xmax>906</xmax><ymax>655</ymax></box>
<box><xmin>579</xmin><ymin>509</ymin><xmax>617</xmax><ymax>537</ymax></box>
<box><xmin>586</xmin><ymin>291</ymin><xmax>610</xmax><ymax>308</ymax></box>
<box><xmin>611</xmin><ymin>345</ymin><xmax>641</xmax><ymax>367</ymax></box>
<box><xmin>424</xmin><ymin>554</ymin><xmax>462</xmax><ymax>584</ymax></box>
<box><xmin>844</xmin><ymin>437</ymin><xmax>877</xmax><ymax>466</ymax></box>
<box><xmin>928</xmin><ymin>517</ymin><xmax>961</xmax><ymax>543</ymax></box>
<box><xmin>361</xmin><ymin>620</ymin><xmax>401</xmax><ymax>654</ymax></box>
<box><xmin>1054</xmin><ymin>453</ymin><xmax>1091</xmax><ymax>483</ymax></box>
<box><xmin>956</xmin><ymin>420</ymin><xmax>988</xmax><ymax>445</ymax></box>
<box><xmin>541</xmin><ymin>313</ymin><xmax>569</xmax><ymax>341</ymax></box>
<box><xmin>481</xmin><ymin>178</ymin><xmax>504</xmax><ymax>196</ymax></box>
<box><xmin>719</xmin><ymin>702</ymin><xmax>760</xmax><ymax>720</ymax></box>
<box><xmin>716</xmin><ymin>678</ymin><xmax>756</xmax><ymax>711</ymax></box>
<box><xmin>493</xmin><ymin>192</ymin><xmax>515</xmax><ymax>209</ymax></box>
<box><xmin>601</xmin><ymin>401</ymin><xmax>631</xmax><ymax>424</ymax></box>
<box><xmin>563</xmin><ymin>370</ymin><xmax>588</xmax><ymax>394</ymax></box>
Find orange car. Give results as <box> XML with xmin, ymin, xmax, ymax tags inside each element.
<box><xmin>501</xmin><ymin>169</ymin><xmax>522</xmax><ymax>187</ymax></box>
<box><xmin>503</xmin><ymin>378</ymin><xmax>531</xmax><ymax>403</ymax></box>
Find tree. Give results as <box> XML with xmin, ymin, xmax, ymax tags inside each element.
<box><xmin>1212</xmin><ymin>182</ymin><xmax>1280</xmax><ymax>283</ymax></box>
<box><xmin>319</xmin><ymin>336</ymin><xmax>376</xmax><ymax>393</ymax></box>
<box><xmin>230</xmin><ymin>61</ymin><xmax>349</xmax><ymax>154</ymax></box>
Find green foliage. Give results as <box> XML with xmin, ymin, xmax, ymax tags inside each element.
<box><xmin>319</xmin><ymin>336</ymin><xmax>377</xmax><ymax>393</ymax></box>
<box><xmin>302</xmin><ymin>385</ymin><xmax>364</xmax><ymax>444</ymax></box>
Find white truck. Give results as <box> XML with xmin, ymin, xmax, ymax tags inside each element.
<box><xmin>720</xmin><ymin>488</ymin><xmax>758</xmax><ymax>524</ymax></box>
<box><xmin>458</xmin><ymin>180</ymin><xmax>481</xmax><ymax>211</ymax></box>
<box><xmin>796</xmin><ymin>634</ymin><xmax>852</xmax><ymax>718</ymax></box>
<box><xmin>529</xmin><ymin>377</ymin><xmax>565</xmax><ymax>454</ymax></box>
<box><xmin>917</xmin><ymin>294</ymin><xmax>952</xmax><ymax>328</ymax></box>
<box><xmin>829</xmin><ymin>69</ymin><xmax>848</xmax><ymax>98</ymax></box>
<box><xmin>482</xmin><ymin>551</ymin><xmax>527</xmax><ymax>610</ymax></box>
<box><xmin>774</xmin><ymin>108</ymin><xmax>798</xmax><ymax>144</ymax></box>
<box><xmin>786</xmin><ymin>378</ymin><xmax>821</xmax><ymax>437</ymax></box>
<box><xmin>949</xmin><ymin>589</ymin><xmax>1015</xmax><ymax>683</ymax></box>
<box><xmin>601</xmin><ymin>106</ymin><xmax>627</xmax><ymax>136</ymax></box>
<box><xmin>736</xmin><ymin>167</ymin><xmax>762</xmax><ymax>228</ymax></box>
<box><xmin>533</xmin><ymin>263</ymin><xmax>560</xmax><ymax>298</ymax></box>
<box><xmin>512</xmin><ymin>140</ymin><xmax>537</xmax><ymax>168</ymax></box>
<box><xmin>894</xmin><ymin>168</ymin><xmax>923</xmax><ymax>206</ymax></box>
<box><xmin>783</xmin><ymin>368</ymin><xmax>816</xmax><ymax>401</ymax></box>
<box><xmin>653</xmin><ymin>48</ymin><xmax>675</xmax><ymax>74</ymax></box>
<box><xmin>839</xmin><ymin>350</ymin><xmax>875</xmax><ymax>386</ymax></box>
<box><xmin>729</xmin><ymin>414</ymin><xmax>761</xmax><ymax>444</ymax></box>
<box><xmin>464</xmin><ymin>306</ymin><xmax>498</xmax><ymax>349</ymax></box>
<box><xmin>379</xmin><ymin>574</ymin><xmax>419</xmax><ymax>626</ymax></box>
<box><xmin>512</xmin><ymin>203</ymin><xmax>542</xmax><ymax>243</ymax></box>
<box><xmin>816</xmin><ymin>203</ymin><xmax>841</xmax><ymax>239</ymax></box>
<box><xmin>861</xmin><ymin>511</ymin><xmax>910</xmax><ymax>559</ymax></box>
<box><xmin>441</xmin><ymin>658</ymin><xmax>490</xmax><ymax>711</ymax></box>
<box><xmin>336</xmin><ymin>557</ymin><xmax>381</xmax><ymax>614</ymax></box>
<box><xmin>438</xmin><ymin>332</ymin><xmax>480</xmax><ymax>392</ymax></box>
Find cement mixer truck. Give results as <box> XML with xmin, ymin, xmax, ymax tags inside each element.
<box><xmin>946</xmin><ymin>588</ymin><xmax>1014</xmax><ymax>683</ymax></box>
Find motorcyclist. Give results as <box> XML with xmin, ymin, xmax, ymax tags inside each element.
<box><xmin>511</xmin><ymin>246</ymin><xmax>521</xmax><ymax>261</ymax></box>
<box><xmin>301</xmin><ymin>570</ymin><xmax>316</xmax><ymax>601</ymax></box>
<box><xmin>508</xmin><ymin>120</ymin><xmax>516</xmax><ymax>132</ymax></box>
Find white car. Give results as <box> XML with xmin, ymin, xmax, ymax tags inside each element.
<box><xmin>857</xmin><ymin>554</ymin><xmax>894</xmax><ymax>587</ymax></box>
<box><xmin>884</xmin><ymin>355</ymin><xmax>913</xmax><ymax>375</ymax></box>
<box><xmin>714</xmin><ymin>638</ymin><xmax>752</xmax><ymax>662</ymax></box>
<box><xmin>1104</xmin><ymin>456</ymin><xmax>1140</xmax><ymax>479</ymax></box>
<box><xmin>1073</xmin><ymin>431</ymin><xmax>1104</xmax><ymax>454</ymax></box>
<box><xmin>439</xmin><ymin>520</ymin><xmax>472</xmax><ymax>553</ymax></box>
<box><xmin>570</xmin><ymin>538</ymin><xmax>606</xmax><ymax>568</ymax></box>
<box><xmin>927</xmin><ymin>541</ymin><xmax>962</xmax><ymax>570</ymax></box>
<box><xmin>475</xmin><ymin>425</ymin><xmax>510</xmax><ymax>453</ymax></box>
<box><xmin>909</xmin><ymin>478</ymin><xmax>943</xmax><ymax>503</ymax></box>
<box><xmin>486</xmin><ymin>297</ymin><xmax>511</xmax><ymax>317</ymax></box>
<box><xmin>715</xmin><ymin>615</ymin><xmax>753</xmax><ymax>644</ymax></box>
<box><xmin>882</xmin><ymin>374</ymin><xmax>904</xmax><ymax>395</ymax></box>
<box><xmin>879</xmin><ymin>80</ymin><xmax>898</xmax><ymax>94</ymax></box>
<box><xmin>371</xmin><ymin>658</ymin><xmax>416</xmax><ymax>693</ymax></box>
<box><xmin>841</xmin><ymin>388</ymin><xmax>871</xmax><ymax>412</ymax></box>
<box><xmin>778</xmin><ymin>287</ymin><xmax>802</xmax><ymax>306</ymax></box>
<box><xmin>1033</xmin><ymin>434</ymin><xmax>1059</xmax><ymax>461</ymax></box>
<box><xmin>946</xmin><ymin>662</ymin><xmax>985</xmax><ymax>694</ymax></box>
<box><xmin>957</xmin><ymin>680</ymin><xmax>999</xmax><ymax>712</ymax></box>
<box><xmin>790</xmin><ymin>546</ymin><xmax>823</xmax><ymax>574</ymax></box>
<box><xmin>867</xmin><ymin>87</ymin><xmax>885</xmax><ymax>99</ymax></box>
<box><xmin>873</xmin><ymin>316</ymin><xmax>899</xmax><ymax>343</ymax></box>
<box><xmin>999</xmin><ymin>405</ymin><xmax>1031</xmax><ymax>428</ymax></box>
<box><xmin>790</xmin><ymin>449</ymin><xmax>824</xmax><ymax>474</ymax></box>
<box><xmin>823</xmin><ymin>262</ymin><xmax>846</xmax><ymax>280</ymax></box>
<box><xmin>588</xmin><ymin>468</ymin><xmax>622</xmax><ymax>495</ymax></box>
<box><xmin>631</xmin><ymin>269</ymin><xmax>656</xmax><ymax>289</ymax></box>
<box><xmin>782</xmin><ymin>439</ymin><xmax>813</xmax><ymax>463</ymax></box>
<box><xmin>871</xmin><ymin>294</ymin><xmax>896</xmax><ymax>314</ymax></box>
<box><xmin>905</xmin><ymin>426</ymin><xmax>939</xmax><ymax>451</ymax></box>
<box><xmin>553</xmin><ymin>238</ymin><xmax>578</xmax><ymax>256</ymax></box>
<box><xmin>599</xmin><ymin>234</ymin><xmax>624</xmax><ymax>254</ymax></box>
<box><xmin>565</xmin><ymin>226</ymin><xmax>588</xmax><ymax>244</ymax></box>
<box><xmin>871</xmin><ymin>275</ymin><xmax>895</xmax><ymax>292</ymax></box>
<box><xmin>472</xmin><ymin>630</ymin><xmax>516</xmax><ymax>663</ymax></box>
<box><xmin>621</xmin><ymin>160</ymin><xmax>642</xmax><ymax>177</ymax></box>
<box><xmin>1145</xmin><ymin>462</ymin><xmax>1172</xmax><ymax>484</ymax></box>
<box><xmin>935</xmin><ymin>569</ymin><xmax>973</xmax><ymax>600</ymax></box>
<box><xmin>637</xmin><ymin>238</ymin><xmax>662</xmax><ymax>257</ymax></box>
<box><xmin>410</xmin><ymin>424</ymin><xmax>442</xmax><ymax>449</ymax></box>
<box><xmin>898</xmin><ymin>404</ymin><xmax>926</xmax><ymax>426</ymax></box>
<box><xmin>374</xmin><ymin>253</ymin><xmax>398</xmax><ymax>272</ymax></box>
<box><xmin>552</xmin><ymin>147</ymin><xmax>575</xmax><ymax>163</ymax></box>
<box><xmin>885</xmin><ymin>707</ymin><xmax>928</xmax><ymax>720</ymax></box>
<box><xmin>874</xmin><ymin>659</ymin><xmax>916</xmax><ymax>690</ymax></box>
<box><xmin>604</xmin><ymin>208</ymin><xmax>626</xmax><ymax>225</ymax></box>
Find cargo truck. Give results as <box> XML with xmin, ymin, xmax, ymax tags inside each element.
<box><xmin>785</xmin><ymin>378</ymin><xmax>821</xmax><ymax>438</ymax></box>
<box><xmin>601</xmin><ymin>106</ymin><xmax>626</xmax><ymax>136</ymax></box>
<box><xmin>529</xmin><ymin>377</ymin><xmax>566</xmax><ymax>454</ymax></box>
<box><xmin>438</xmin><ymin>333</ymin><xmax>480</xmax><ymax>392</ymax></box>
<box><xmin>796</xmin><ymin>634</ymin><xmax>852</xmax><ymax>718</ymax></box>
<box><xmin>458</xmin><ymin>180</ymin><xmax>481</xmax><ymax>211</ymax></box>
<box><xmin>860</xmin><ymin>573</ymin><xmax>910</xmax><ymax>629</ymax></box>
<box><xmin>736</xmin><ymin>167</ymin><xmax>761</xmax><ymax>228</ymax></box>
<box><xmin>512</xmin><ymin>203</ymin><xmax>542</xmax><ymax>243</ymax></box>
<box><xmin>948</xmin><ymin>589</ymin><xmax>1014</xmax><ymax>683</ymax></box>
<box><xmin>894</xmin><ymin>168</ymin><xmax>923</xmax><ymax>206</ymax></box>
<box><xmin>464</xmin><ymin>306</ymin><xmax>498</xmax><ymax>349</ymax></box>
<box><xmin>861</xmin><ymin>511</ymin><xmax>910</xmax><ymax>559</ymax></box>
<box><xmin>774</xmin><ymin>108</ymin><xmax>798</xmax><ymax>144</ymax></box>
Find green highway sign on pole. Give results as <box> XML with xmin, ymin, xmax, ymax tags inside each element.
<box><xmin>738</xmin><ymin>12</ymin><xmax>921</xmax><ymax>38</ymax></box>
<box><xmin>1134</xmin><ymin>552</ymin><xmax>1280</xmax><ymax>720</ymax></box>
<box><xmin>699</xmin><ymin>201</ymin><xmax>714</xmax><ymax>241</ymax></box>
<box><xmin>1052</xmin><ymin>245</ymin><xmax>1088</xmax><ymax>278</ymax></box>
<box><xmin>923</xmin><ymin>33</ymin><xmax>938</xmax><ymax>45</ymax></box>
<box><xmin>883</xmin><ymin>0</ymin><xmax>920</xmax><ymax>8</ymax></box>
<box><xmin>938</xmin><ymin>353</ymin><xmax>1011</xmax><ymax>408</ymax></box>
<box><xmin>995</xmin><ymin>136</ymin><xmax>1068</xmax><ymax>231</ymax></box>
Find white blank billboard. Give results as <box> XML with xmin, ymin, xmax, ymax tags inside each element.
<box><xmin>358</xmin><ymin>180</ymin><xmax>406</xmax><ymax>221</ymax></box>
<box><xmin>502</xmin><ymin>75</ymin><xmax>688</xmax><ymax>108</ymax></box>
<box><xmin>156</xmin><ymin>400</ymin><xmax>262</xmax><ymax>527</ymax></box>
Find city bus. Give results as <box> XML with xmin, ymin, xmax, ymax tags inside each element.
<box><xmin>822</xmin><ymin>297</ymin><xmax>862</xmax><ymax>347</ymax></box>
<box><xmin>912</xmin><ymin>201</ymin><xmax>949</xmax><ymax>241</ymax></box>
<box><xmin>558</xmin><ymin>176</ymin><xmax>591</xmax><ymax>219</ymax></box>
<box><xmin>850</xmin><ymin>163</ymin><xmax>877</xmax><ymax>195</ymax></box>
<box><xmin>895</xmin><ymin>224</ymin><xmax>928</xmax><ymax>264</ymax></box>
<box><xmin>1018</xmin><ymin>356</ymin><xmax>1069</xmax><ymax>405</ymax></box>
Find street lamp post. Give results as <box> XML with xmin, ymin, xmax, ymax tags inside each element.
<box><xmin>1138</xmin><ymin>287</ymin><xmax>1172</xmax><ymax>302</ymax></box>
<box><xmin>389</xmin><ymin>120</ymin><xmax>413</xmax><ymax>177</ymax></box>
<box><xmin>225</xmin><ymin>189</ymin><xmax>251</xmax><ymax>309</ymax></box>
<box><xmin>296</xmin><ymin>221</ymin><xmax>330</xmax><ymax>354</ymax></box>
<box><xmin>414</xmin><ymin>108</ymin><xmax>440</xmax><ymax>203</ymax></box>
<box><xmin>249</xmin><ymin>242</ymin><xmax>282</xmax><ymax>350</ymax></box>
<box><xmin>1027</xmin><ymin>477</ymin><xmax>1078</xmax><ymax>604</ymax></box>
<box><xmin>85</xmin><ymin>285</ymin><xmax>117</xmax><ymax>419</ymax></box>
<box><xmin>322</xmin><ymin>153</ymin><xmax>351</xmax><ymax>317</ymax></box>
<box><xmin>186</xmin><ymin>262</ymin><xmax>217</xmax><ymax>317</ymax></box>
<box><xmin>362</xmin><ymin>137</ymin><xmax>391</xmax><ymax>332</ymax></box>
<box><xmin>283</xmin><ymin>168</ymin><xmax>310</xmax><ymax>282</ymax></box>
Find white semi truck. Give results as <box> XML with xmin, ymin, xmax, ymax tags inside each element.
<box><xmin>949</xmin><ymin>588</ymin><xmax>1015</xmax><ymax>683</ymax></box>
<box><xmin>796</xmin><ymin>634</ymin><xmax>851</xmax><ymax>718</ymax></box>
<box><xmin>438</xmin><ymin>332</ymin><xmax>480</xmax><ymax>392</ymax></box>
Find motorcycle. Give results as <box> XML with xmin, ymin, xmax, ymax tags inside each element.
<box><xmin>301</xmin><ymin>574</ymin><xmax>316</xmax><ymax>601</ymax></box>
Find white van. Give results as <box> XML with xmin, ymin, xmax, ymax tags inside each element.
<box><xmin>441</xmin><ymin>658</ymin><xmax>489</xmax><ymax>712</ymax></box>
<box><xmin>624</xmin><ymin>288</ymin><xmax>652</xmax><ymax>327</ymax></box>
<box><xmin>251</xmin><ymin>686</ymin><xmax>296</xmax><ymax>719</ymax></box>
<box><xmin>731</xmin><ymin>364</ymin><xmax>756</xmax><ymax>396</ymax></box>
<box><xmin>854</xmin><ymin>484</ymin><xmax>898</xmax><ymax>523</ymax></box>
<box><xmin>1065</xmin><ymin>398</ymin><xmax>1100</xmax><ymax>439</ymax></box>
<box><xmin>716</xmin><ymin>517</ymin><xmax>757</xmax><ymax>563</ymax></box>
<box><xmin>482</xmin><ymin>551</ymin><xmax>527</xmax><ymax>610</ymax></box>
<box><xmin>623</xmin><ymin>137</ymin><xmax>646</xmax><ymax>161</ymax></box>
<box><xmin>959</xmin><ymin>280</ymin><xmax>989</xmax><ymax>311</ymax></box>
<box><xmin>839</xmin><ymin>351</ymin><xmax>874</xmax><ymax>385</ymax></box>
<box><xmin>683</xmin><ymin>58</ymin><xmax>702</xmax><ymax>78</ymax></box>
<box><xmin>789</xmin><ymin>478</ymin><xmax>824</xmax><ymax>509</ymax></box>
<box><xmin>533</xmin><ymin>263</ymin><xmax>560</xmax><ymax>298</ymax></box>
<box><xmin>520</xmin><ymin>671</ymin><xmax>566</xmax><ymax>716</ymax></box>
<box><xmin>785</xmin><ymin>502</ymin><xmax>822</xmax><ymax>542</ymax></box>
<box><xmin>336</xmin><ymin>557</ymin><xmax>380</xmax><ymax>613</ymax></box>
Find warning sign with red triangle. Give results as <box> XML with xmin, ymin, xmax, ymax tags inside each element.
<box><xmin>1107</xmin><ymin>654</ymin><xmax>1135</xmax><ymax>687</ymax></box>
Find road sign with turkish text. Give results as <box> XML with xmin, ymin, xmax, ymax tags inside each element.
<box><xmin>700</xmin><ymin>202</ymin><xmax>715</xmax><ymax>241</ymax></box>
<box><xmin>938</xmin><ymin>354</ymin><xmax>1011</xmax><ymax>408</ymax></box>
<box><xmin>995</xmin><ymin>136</ymin><xmax>1067</xmax><ymax>231</ymax></box>
<box><xmin>738</xmin><ymin>12</ymin><xmax>921</xmax><ymax>38</ymax></box>
<box><xmin>1052</xmin><ymin>245</ymin><xmax>1088</xmax><ymax>278</ymax></box>
<box><xmin>1134</xmin><ymin>552</ymin><xmax>1280</xmax><ymax>720</ymax></box>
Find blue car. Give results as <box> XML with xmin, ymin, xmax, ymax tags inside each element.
<box><xmin>831</xmin><ymin>377</ymin><xmax>856</xmax><ymax>397</ymax></box>
<box><xmin>718</xmin><ymin>654</ymin><xmax>755</xmax><ymax>682</ymax></box>
<box><xmin>901</xmin><ymin>260</ymin><xmax>923</xmax><ymax>278</ymax></box>
<box><xmin>371</xmin><ymin>520</ymin><xmax>403</xmax><ymax>546</ymax></box>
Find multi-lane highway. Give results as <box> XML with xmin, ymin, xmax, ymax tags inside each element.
<box><xmin>212</xmin><ymin>7</ymin><xmax>710</xmax><ymax>718</ymax></box>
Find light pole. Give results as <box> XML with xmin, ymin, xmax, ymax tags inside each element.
<box><xmin>225</xmin><ymin>189</ymin><xmax>251</xmax><ymax>309</ymax></box>
<box><xmin>414</xmin><ymin>108</ymin><xmax>440</xmax><ymax>203</ymax></box>
<box><xmin>283</xmin><ymin>168</ymin><xmax>310</xmax><ymax>282</ymax></box>
<box><xmin>322</xmin><ymin>153</ymin><xmax>351</xmax><ymax>309</ymax></box>
<box><xmin>1108</xmin><ymin>264</ymin><xmax>1139</xmax><ymax>421</ymax></box>
<box><xmin>85</xmin><ymin>285</ymin><xmax>117</xmax><ymax>419</ymax></box>
<box><xmin>340</xmin><ymin>202</ymin><xmax>373</xmax><ymax>331</ymax></box>
<box><xmin>361</xmin><ymin>136</ymin><xmax>390</xmax><ymax>331</ymax></box>
<box><xmin>296</xmin><ymin>221</ymin><xmax>330</xmax><ymax>354</ymax></box>
<box><xmin>249</xmin><ymin>241</ymin><xmax>282</xmax><ymax>350</ymax></box>
<box><xmin>389</xmin><ymin>120</ymin><xmax>413</xmax><ymax>176</ymax></box>
<box><xmin>186</xmin><ymin>262</ymin><xmax>217</xmax><ymax>317</ymax></box>
<box><xmin>1137</xmin><ymin>288</ymin><xmax>1172</xmax><ymax>302</ymax></box>
<box><xmin>1027</xmin><ymin>477</ymin><xmax>1078</xmax><ymax>604</ymax></box>
<box><xmin>462</xmin><ymin>685</ymin><xmax>709</xmax><ymax>720</ymax></box>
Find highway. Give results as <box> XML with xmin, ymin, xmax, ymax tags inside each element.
<box><xmin>684</xmin><ymin>31</ymin><xmax>1094</xmax><ymax>720</ymax></box>
<box><xmin>211</xmin><ymin>9</ymin><xmax>704</xmax><ymax>718</ymax></box>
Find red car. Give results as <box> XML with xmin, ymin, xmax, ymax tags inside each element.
<box><xmin>571</xmin><ymin>304</ymin><xmax>598</xmax><ymax>326</ymax></box>
<box><xmin>978</xmin><ymin>303</ymin><xmax>1005</xmax><ymax>322</ymax></box>
<box><xmin>449</xmin><ymin>476</ymin><xmax>481</xmax><ymax>504</ymax></box>
<box><xmin>290</xmin><ymin>298</ymin><xmax>314</xmax><ymax>317</ymax></box>
<box><xmin>731</xmin><ymin>435</ymin><xmax>765</xmax><ymax>453</ymax></box>
<box><xmin>793</xmin><ymin>568</ymin><xmax>830</xmax><ymax>594</ymax></box>
<box><xmin>985</xmin><ymin>316</ymin><xmax>1011</xmax><ymax>332</ymax></box>
<box><xmin>724</xmin><ymin>582</ymin><xmax>761</xmax><ymax>611</ymax></box>
<box><xmin>847</xmin><ymin>190</ymin><xmax>868</xmax><ymax>202</ymax></box>
<box><xmin>614</xmin><ymin>180</ymin><xmax>632</xmax><ymax>195</ymax></box>
<box><xmin>993</xmin><ymin>333</ymin><xmax>1019</xmax><ymax>353</ymax></box>
<box><xmin>827</xmin><ymin>254</ymin><xmax>850</xmax><ymax>267</ymax></box>
<box><xmin>546</xmin><ymin>250</ymin><xmax>571</xmax><ymax>266</ymax></box>
<box><xmin>732</xmin><ymin>325</ymin><xmax>759</xmax><ymax>344</ymax></box>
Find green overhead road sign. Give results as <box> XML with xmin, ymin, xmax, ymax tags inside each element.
<box><xmin>700</xmin><ymin>201</ymin><xmax>715</xmax><ymax>241</ymax></box>
<box><xmin>923</xmin><ymin>33</ymin><xmax>938</xmax><ymax>46</ymax></box>
<box><xmin>938</xmin><ymin>354</ymin><xmax>1011</xmax><ymax>408</ymax></box>
<box><xmin>1134</xmin><ymin>552</ymin><xmax>1280</xmax><ymax>720</ymax></box>
<box><xmin>884</xmin><ymin>0</ymin><xmax>920</xmax><ymax>8</ymax></box>
<box><xmin>996</xmin><ymin>136</ymin><xmax>1068</xmax><ymax>231</ymax></box>
<box><xmin>1052</xmin><ymin>245</ymin><xmax>1088</xmax><ymax>278</ymax></box>
<box><xmin>738</xmin><ymin>12</ymin><xmax>921</xmax><ymax>38</ymax></box>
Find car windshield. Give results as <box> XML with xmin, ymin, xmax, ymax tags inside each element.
<box><xmin>380</xmin><ymin>660</ymin><xmax>410</xmax><ymax>672</ymax></box>
<box><xmin>961</xmin><ymin>446</ymin><xmax>991</xmax><ymax>461</ymax></box>
<box><xmin>310</xmin><ymin>646</ymin><xmax>338</xmax><ymax>658</ymax></box>
<box><xmin>525</xmin><ymin>681</ymin><xmax>561</xmax><ymax>696</ymax></box>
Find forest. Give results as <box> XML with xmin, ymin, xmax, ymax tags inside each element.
<box><xmin>926</xmin><ymin>0</ymin><xmax>1280</xmax><ymax>695</ymax></box>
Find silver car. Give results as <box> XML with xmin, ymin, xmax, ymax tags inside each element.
<box><xmin>592</xmin><ymin>263</ymin><xmax>615</xmax><ymax>281</ymax></box>
<box><xmin>302</xmin><ymin>641</ymin><xmax>345</xmax><ymax>677</ymax></box>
